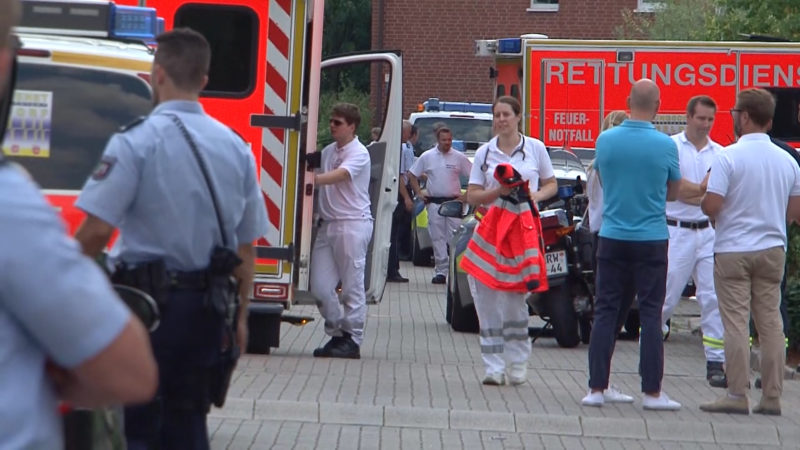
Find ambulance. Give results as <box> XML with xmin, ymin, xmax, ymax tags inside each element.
<box><xmin>5</xmin><ymin>0</ymin><xmax>404</xmax><ymax>354</ymax></box>
<box><xmin>475</xmin><ymin>36</ymin><xmax>800</xmax><ymax>148</ymax></box>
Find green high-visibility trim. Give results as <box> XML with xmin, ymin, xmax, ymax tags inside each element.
<box><xmin>703</xmin><ymin>336</ymin><xmax>724</xmax><ymax>349</ymax></box>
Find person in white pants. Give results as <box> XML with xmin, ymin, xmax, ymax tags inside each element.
<box><xmin>661</xmin><ymin>95</ymin><xmax>726</xmax><ymax>387</ymax></box>
<box><xmin>310</xmin><ymin>103</ymin><xmax>373</xmax><ymax>359</ymax></box>
<box><xmin>408</xmin><ymin>126</ymin><xmax>472</xmax><ymax>284</ymax></box>
<box><xmin>466</xmin><ymin>96</ymin><xmax>557</xmax><ymax>385</ymax></box>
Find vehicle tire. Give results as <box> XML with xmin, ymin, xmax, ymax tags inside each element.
<box><xmin>446</xmin><ymin>282</ymin><xmax>454</xmax><ymax>324</ymax></box>
<box><xmin>450</xmin><ymin>276</ymin><xmax>479</xmax><ymax>333</ymax></box>
<box><xmin>544</xmin><ymin>284</ymin><xmax>580</xmax><ymax>348</ymax></box>
<box><xmin>579</xmin><ymin>316</ymin><xmax>592</xmax><ymax>344</ymax></box>
<box><xmin>624</xmin><ymin>309</ymin><xmax>641</xmax><ymax>340</ymax></box>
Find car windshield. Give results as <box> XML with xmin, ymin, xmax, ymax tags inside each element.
<box><xmin>549</xmin><ymin>149</ymin><xmax>586</xmax><ymax>172</ymax></box>
<box><xmin>2</xmin><ymin>62</ymin><xmax>152</xmax><ymax>190</ymax></box>
<box><xmin>413</xmin><ymin>117</ymin><xmax>493</xmax><ymax>155</ymax></box>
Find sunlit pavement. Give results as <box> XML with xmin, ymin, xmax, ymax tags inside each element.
<box><xmin>208</xmin><ymin>261</ymin><xmax>799</xmax><ymax>449</ymax></box>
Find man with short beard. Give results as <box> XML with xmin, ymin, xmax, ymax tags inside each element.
<box><xmin>700</xmin><ymin>88</ymin><xmax>800</xmax><ymax>415</ymax></box>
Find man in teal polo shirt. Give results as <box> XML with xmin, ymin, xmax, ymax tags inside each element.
<box><xmin>582</xmin><ymin>79</ymin><xmax>683</xmax><ymax>410</ymax></box>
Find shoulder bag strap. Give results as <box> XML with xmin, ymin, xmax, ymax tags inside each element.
<box><xmin>167</xmin><ymin>114</ymin><xmax>228</xmax><ymax>248</ymax></box>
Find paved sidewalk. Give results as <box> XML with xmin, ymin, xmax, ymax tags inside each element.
<box><xmin>209</xmin><ymin>262</ymin><xmax>800</xmax><ymax>449</ymax></box>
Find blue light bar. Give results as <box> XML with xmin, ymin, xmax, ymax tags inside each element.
<box><xmin>110</xmin><ymin>4</ymin><xmax>157</xmax><ymax>40</ymax></box>
<box><xmin>497</xmin><ymin>38</ymin><xmax>522</xmax><ymax>54</ymax></box>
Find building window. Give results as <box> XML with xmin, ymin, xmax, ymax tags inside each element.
<box><xmin>528</xmin><ymin>0</ymin><xmax>558</xmax><ymax>12</ymax></box>
<box><xmin>636</xmin><ymin>0</ymin><xmax>663</xmax><ymax>12</ymax></box>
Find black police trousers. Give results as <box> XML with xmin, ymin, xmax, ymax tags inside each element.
<box><xmin>125</xmin><ymin>289</ymin><xmax>225</xmax><ymax>450</ymax></box>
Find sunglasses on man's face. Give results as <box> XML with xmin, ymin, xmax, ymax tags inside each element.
<box><xmin>329</xmin><ymin>118</ymin><xmax>346</xmax><ymax>127</ymax></box>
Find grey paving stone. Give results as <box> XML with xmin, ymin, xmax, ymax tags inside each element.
<box><xmin>712</xmin><ymin>422</ymin><xmax>780</xmax><ymax>446</ymax></box>
<box><xmin>582</xmin><ymin>417</ymin><xmax>647</xmax><ymax>440</ymax></box>
<box><xmin>384</xmin><ymin>405</ymin><xmax>449</xmax><ymax>429</ymax></box>
<box><xmin>319</xmin><ymin>402</ymin><xmax>384</xmax><ymax>426</ymax></box>
<box><xmin>449</xmin><ymin>409</ymin><xmax>515</xmax><ymax>432</ymax></box>
<box><xmin>515</xmin><ymin>413</ymin><xmax>582</xmax><ymax>436</ymax></box>
<box><xmin>645</xmin><ymin>419</ymin><xmax>715</xmax><ymax>443</ymax></box>
<box><xmin>253</xmin><ymin>399</ymin><xmax>318</xmax><ymax>423</ymax></box>
<box><xmin>777</xmin><ymin>423</ymin><xmax>800</xmax><ymax>447</ymax></box>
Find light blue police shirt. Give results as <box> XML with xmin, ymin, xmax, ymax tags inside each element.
<box><xmin>595</xmin><ymin>119</ymin><xmax>681</xmax><ymax>241</ymax></box>
<box><xmin>76</xmin><ymin>101</ymin><xmax>269</xmax><ymax>271</ymax></box>
<box><xmin>0</xmin><ymin>162</ymin><xmax>130</xmax><ymax>449</ymax></box>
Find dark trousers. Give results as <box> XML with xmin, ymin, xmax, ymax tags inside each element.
<box><xmin>591</xmin><ymin>232</ymin><xmax>636</xmax><ymax>334</ymax></box>
<box><xmin>589</xmin><ymin>237</ymin><xmax>668</xmax><ymax>393</ymax></box>
<box><xmin>126</xmin><ymin>290</ymin><xmax>224</xmax><ymax>450</ymax></box>
<box><xmin>389</xmin><ymin>200</ymin><xmax>411</xmax><ymax>276</ymax></box>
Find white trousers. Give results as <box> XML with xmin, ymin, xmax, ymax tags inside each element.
<box><xmin>310</xmin><ymin>219</ymin><xmax>373</xmax><ymax>345</ymax></box>
<box><xmin>469</xmin><ymin>275</ymin><xmax>531</xmax><ymax>375</ymax></box>
<box><xmin>427</xmin><ymin>203</ymin><xmax>461</xmax><ymax>276</ymax></box>
<box><xmin>662</xmin><ymin>225</ymin><xmax>725</xmax><ymax>362</ymax></box>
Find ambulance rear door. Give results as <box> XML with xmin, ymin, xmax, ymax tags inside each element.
<box><xmin>295</xmin><ymin>52</ymin><xmax>403</xmax><ymax>304</ymax></box>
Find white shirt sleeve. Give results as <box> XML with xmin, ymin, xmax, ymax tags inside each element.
<box><xmin>535</xmin><ymin>140</ymin><xmax>555</xmax><ymax>180</ymax></box>
<box><xmin>469</xmin><ymin>146</ymin><xmax>489</xmax><ymax>187</ymax></box>
<box><xmin>409</xmin><ymin>151</ymin><xmax>426</xmax><ymax>178</ymax></box>
<box><xmin>706</xmin><ymin>153</ymin><xmax>731</xmax><ymax>197</ymax></box>
<box><xmin>791</xmin><ymin>163</ymin><xmax>800</xmax><ymax>197</ymax></box>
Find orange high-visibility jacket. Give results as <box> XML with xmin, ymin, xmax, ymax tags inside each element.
<box><xmin>460</xmin><ymin>163</ymin><xmax>548</xmax><ymax>293</ymax></box>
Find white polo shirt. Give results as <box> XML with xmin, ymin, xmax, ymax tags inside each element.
<box><xmin>317</xmin><ymin>137</ymin><xmax>372</xmax><ymax>221</ymax></box>
<box><xmin>469</xmin><ymin>134</ymin><xmax>554</xmax><ymax>196</ymax></box>
<box><xmin>666</xmin><ymin>131</ymin><xmax>723</xmax><ymax>222</ymax></box>
<box><xmin>409</xmin><ymin>146</ymin><xmax>472</xmax><ymax>197</ymax></box>
<box><xmin>706</xmin><ymin>133</ymin><xmax>800</xmax><ymax>253</ymax></box>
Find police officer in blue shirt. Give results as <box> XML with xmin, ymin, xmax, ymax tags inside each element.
<box><xmin>0</xmin><ymin>1</ymin><xmax>157</xmax><ymax>448</ymax></box>
<box><xmin>74</xmin><ymin>28</ymin><xmax>268</xmax><ymax>450</ymax></box>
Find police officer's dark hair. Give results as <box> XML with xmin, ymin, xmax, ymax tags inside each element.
<box><xmin>736</xmin><ymin>88</ymin><xmax>775</xmax><ymax>127</ymax></box>
<box><xmin>687</xmin><ymin>95</ymin><xmax>717</xmax><ymax>116</ymax></box>
<box><xmin>410</xmin><ymin>124</ymin><xmax>418</xmax><ymax>138</ymax></box>
<box><xmin>331</xmin><ymin>103</ymin><xmax>361</xmax><ymax>128</ymax></box>
<box><xmin>154</xmin><ymin>28</ymin><xmax>211</xmax><ymax>92</ymax></box>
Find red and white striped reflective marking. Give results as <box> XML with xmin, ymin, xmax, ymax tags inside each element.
<box><xmin>259</xmin><ymin>0</ymin><xmax>293</xmax><ymax>246</ymax></box>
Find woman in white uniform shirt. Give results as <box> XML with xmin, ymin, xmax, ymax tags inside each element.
<box><xmin>466</xmin><ymin>96</ymin><xmax>558</xmax><ymax>385</ymax></box>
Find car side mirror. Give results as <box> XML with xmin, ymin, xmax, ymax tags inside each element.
<box><xmin>438</xmin><ymin>200</ymin><xmax>464</xmax><ymax>218</ymax></box>
<box><xmin>114</xmin><ymin>285</ymin><xmax>160</xmax><ymax>332</ymax></box>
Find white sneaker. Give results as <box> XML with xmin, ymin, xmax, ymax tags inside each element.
<box><xmin>508</xmin><ymin>363</ymin><xmax>527</xmax><ymax>386</ymax></box>
<box><xmin>604</xmin><ymin>385</ymin><xmax>634</xmax><ymax>403</ymax></box>
<box><xmin>482</xmin><ymin>373</ymin><xmax>505</xmax><ymax>386</ymax></box>
<box><xmin>581</xmin><ymin>390</ymin><xmax>604</xmax><ymax>407</ymax></box>
<box><xmin>642</xmin><ymin>392</ymin><xmax>681</xmax><ymax>411</ymax></box>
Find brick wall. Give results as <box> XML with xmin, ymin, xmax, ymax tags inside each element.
<box><xmin>372</xmin><ymin>0</ymin><xmax>642</xmax><ymax>118</ymax></box>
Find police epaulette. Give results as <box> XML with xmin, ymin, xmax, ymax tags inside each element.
<box><xmin>119</xmin><ymin>116</ymin><xmax>147</xmax><ymax>133</ymax></box>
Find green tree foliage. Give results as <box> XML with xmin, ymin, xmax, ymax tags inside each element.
<box><xmin>322</xmin><ymin>0</ymin><xmax>371</xmax><ymax>93</ymax></box>
<box><xmin>616</xmin><ymin>0</ymin><xmax>800</xmax><ymax>42</ymax></box>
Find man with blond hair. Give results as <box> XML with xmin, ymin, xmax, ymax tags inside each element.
<box><xmin>700</xmin><ymin>88</ymin><xmax>800</xmax><ymax>415</ymax></box>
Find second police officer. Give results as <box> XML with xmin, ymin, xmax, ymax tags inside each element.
<box><xmin>74</xmin><ymin>29</ymin><xmax>268</xmax><ymax>450</ymax></box>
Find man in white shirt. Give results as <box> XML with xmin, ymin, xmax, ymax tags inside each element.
<box><xmin>310</xmin><ymin>103</ymin><xmax>373</xmax><ymax>359</ymax></box>
<box><xmin>700</xmin><ymin>88</ymin><xmax>800</xmax><ymax>415</ymax></box>
<box><xmin>661</xmin><ymin>96</ymin><xmax>727</xmax><ymax>388</ymax></box>
<box><xmin>408</xmin><ymin>126</ymin><xmax>472</xmax><ymax>284</ymax></box>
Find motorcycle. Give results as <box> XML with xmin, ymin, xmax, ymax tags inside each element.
<box><xmin>526</xmin><ymin>181</ymin><xmax>594</xmax><ymax>348</ymax></box>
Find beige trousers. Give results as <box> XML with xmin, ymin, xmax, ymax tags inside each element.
<box><xmin>714</xmin><ymin>247</ymin><xmax>786</xmax><ymax>398</ymax></box>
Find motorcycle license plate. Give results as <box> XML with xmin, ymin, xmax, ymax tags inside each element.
<box><xmin>545</xmin><ymin>250</ymin><xmax>568</xmax><ymax>277</ymax></box>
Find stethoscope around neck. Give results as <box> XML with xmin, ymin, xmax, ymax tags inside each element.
<box><xmin>481</xmin><ymin>133</ymin><xmax>525</xmax><ymax>172</ymax></box>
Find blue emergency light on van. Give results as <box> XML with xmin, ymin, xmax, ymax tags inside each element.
<box><xmin>422</xmin><ymin>98</ymin><xmax>492</xmax><ymax>114</ymax></box>
<box><xmin>17</xmin><ymin>0</ymin><xmax>159</xmax><ymax>41</ymax></box>
<box><xmin>497</xmin><ymin>38</ymin><xmax>522</xmax><ymax>54</ymax></box>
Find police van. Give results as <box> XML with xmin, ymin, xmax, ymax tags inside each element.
<box><xmin>4</xmin><ymin>0</ymin><xmax>404</xmax><ymax>354</ymax></box>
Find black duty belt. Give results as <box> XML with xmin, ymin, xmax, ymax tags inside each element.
<box><xmin>168</xmin><ymin>269</ymin><xmax>209</xmax><ymax>290</ymax></box>
<box><xmin>427</xmin><ymin>196</ymin><xmax>458</xmax><ymax>204</ymax></box>
<box><xmin>667</xmin><ymin>219</ymin><xmax>710</xmax><ymax>230</ymax></box>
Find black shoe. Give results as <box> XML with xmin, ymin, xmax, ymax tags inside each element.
<box><xmin>707</xmin><ymin>361</ymin><xmax>728</xmax><ymax>388</ymax></box>
<box><xmin>313</xmin><ymin>336</ymin><xmax>344</xmax><ymax>357</ymax></box>
<box><xmin>328</xmin><ymin>333</ymin><xmax>361</xmax><ymax>359</ymax></box>
<box><xmin>431</xmin><ymin>274</ymin><xmax>446</xmax><ymax>284</ymax></box>
<box><xmin>387</xmin><ymin>273</ymin><xmax>409</xmax><ymax>283</ymax></box>
<box><xmin>755</xmin><ymin>377</ymin><xmax>762</xmax><ymax>389</ymax></box>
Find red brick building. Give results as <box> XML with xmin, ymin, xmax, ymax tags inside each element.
<box><xmin>371</xmin><ymin>0</ymin><xmax>657</xmax><ymax>117</ymax></box>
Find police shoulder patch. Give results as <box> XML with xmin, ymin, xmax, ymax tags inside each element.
<box><xmin>92</xmin><ymin>156</ymin><xmax>117</xmax><ymax>181</ymax></box>
<box><xmin>118</xmin><ymin>116</ymin><xmax>147</xmax><ymax>133</ymax></box>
